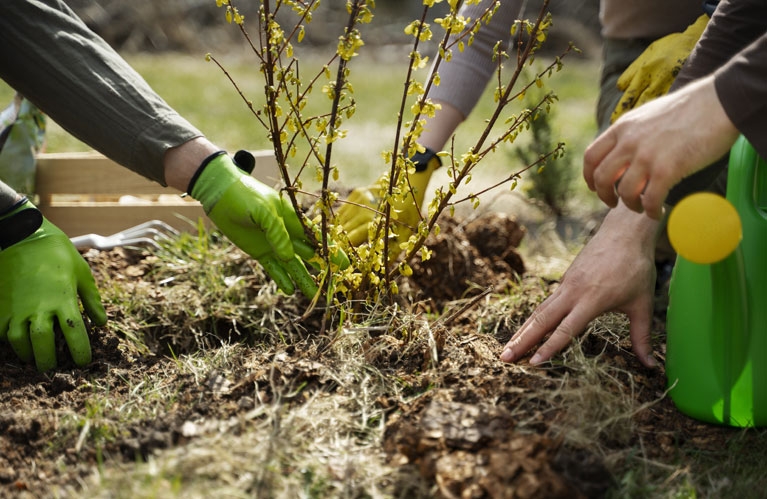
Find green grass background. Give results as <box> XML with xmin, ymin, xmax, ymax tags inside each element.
<box><xmin>0</xmin><ymin>49</ymin><xmax>600</xmax><ymax>195</ymax></box>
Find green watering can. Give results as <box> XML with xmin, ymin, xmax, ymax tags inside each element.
<box><xmin>666</xmin><ymin>135</ymin><xmax>767</xmax><ymax>427</ymax></box>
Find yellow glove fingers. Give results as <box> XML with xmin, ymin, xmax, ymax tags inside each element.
<box><xmin>616</xmin><ymin>57</ymin><xmax>640</xmax><ymax>91</ymax></box>
<box><xmin>345</xmin><ymin>225</ymin><xmax>370</xmax><ymax>247</ymax></box>
<box><xmin>7</xmin><ymin>319</ymin><xmax>34</xmax><ymax>364</ymax></box>
<box><xmin>346</xmin><ymin>208</ymin><xmax>375</xmax><ymax>230</ymax></box>
<box><xmin>337</xmin><ymin>150</ymin><xmax>438</xmax><ymax>249</ymax></box>
<box><xmin>29</xmin><ymin>314</ymin><xmax>57</xmax><ymax>371</ymax></box>
<box><xmin>337</xmin><ymin>188</ymin><xmax>377</xmax><ymax>226</ymax></box>
<box><xmin>612</xmin><ymin>15</ymin><xmax>709</xmax><ymax>124</ymax></box>
<box><xmin>336</xmin><ymin>190</ymin><xmax>380</xmax><ymax>246</ymax></box>
<box><xmin>612</xmin><ymin>73</ymin><xmax>651</xmax><ymax>123</ymax></box>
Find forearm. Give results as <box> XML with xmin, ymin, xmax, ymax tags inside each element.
<box><xmin>418</xmin><ymin>101</ymin><xmax>465</xmax><ymax>152</ymax></box>
<box><xmin>427</xmin><ymin>0</ymin><xmax>522</xmax><ymax>119</ymax></box>
<box><xmin>713</xmin><ymin>32</ymin><xmax>767</xmax><ymax>159</ymax></box>
<box><xmin>665</xmin><ymin>0</ymin><xmax>767</xmax><ymax>184</ymax></box>
<box><xmin>163</xmin><ymin>137</ymin><xmax>221</xmax><ymax>192</ymax></box>
<box><xmin>0</xmin><ymin>0</ymin><xmax>202</xmax><ymax>185</ymax></box>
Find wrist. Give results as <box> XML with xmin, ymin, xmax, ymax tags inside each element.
<box><xmin>411</xmin><ymin>146</ymin><xmax>441</xmax><ymax>173</ymax></box>
<box><xmin>0</xmin><ymin>197</ymin><xmax>44</xmax><ymax>250</ymax></box>
<box><xmin>189</xmin><ymin>153</ymin><xmax>244</xmax><ymax>212</ymax></box>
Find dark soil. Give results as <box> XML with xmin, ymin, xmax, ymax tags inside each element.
<box><xmin>0</xmin><ymin>212</ymin><xmax>751</xmax><ymax>498</ymax></box>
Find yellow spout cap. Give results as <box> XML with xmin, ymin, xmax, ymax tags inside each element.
<box><xmin>668</xmin><ymin>192</ymin><xmax>742</xmax><ymax>264</ymax></box>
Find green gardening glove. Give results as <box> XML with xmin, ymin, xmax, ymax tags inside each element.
<box><xmin>190</xmin><ymin>151</ymin><xmax>346</xmax><ymax>298</ymax></box>
<box><xmin>611</xmin><ymin>14</ymin><xmax>709</xmax><ymax>122</ymax></box>
<box><xmin>337</xmin><ymin>147</ymin><xmax>441</xmax><ymax>250</ymax></box>
<box><xmin>0</xmin><ymin>198</ymin><xmax>107</xmax><ymax>371</ymax></box>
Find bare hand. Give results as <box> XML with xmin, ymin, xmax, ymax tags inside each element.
<box><xmin>500</xmin><ymin>204</ymin><xmax>659</xmax><ymax>367</ymax></box>
<box><xmin>584</xmin><ymin>75</ymin><xmax>739</xmax><ymax>219</ymax></box>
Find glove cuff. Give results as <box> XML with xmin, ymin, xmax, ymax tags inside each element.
<box><xmin>412</xmin><ymin>146</ymin><xmax>441</xmax><ymax>172</ymax></box>
<box><xmin>0</xmin><ymin>197</ymin><xmax>44</xmax><ymax>250</ymax></box>
<box><xmin>188</xmin><ymin>150</ymin><xmax>259</xmax><ymax>214</ymax></box>
<box><xmin>189</xmin><ymin>153</ymin><xmax>246</xmax><ymax>213</ymax></box>
<box><xmin>186</xmin><ymin>150</ymin><xmax>227</xmax><ymax>195</ymax></box>
<box><xmin>187</xmin><ymin>150</ymin><xmax>257</xmax><ymax>195</ymax></box>
<box><xmin>0</xmin><ymin>196</ymin><xmax>30</xmax><ymax>217</ymax></box>
<box><xmin>702</xmin><ymin>0</ymin><xmax>718</xmax><ymax>17</ymax></box>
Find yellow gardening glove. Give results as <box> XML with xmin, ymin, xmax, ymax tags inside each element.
<box><xmin>611</xmin><ymin>14</ymin><xmax>709</xmax><ymax>122</ymax></box>
<box><xmin>337</xmin><ymin>148</ymin><xmax>441</xmax><ymax>251</ymax></box>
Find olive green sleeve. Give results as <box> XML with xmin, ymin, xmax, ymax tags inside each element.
<box><xmin>0</xmin><ymin>0</ymin><xmax>203</xmax><ymax>186</ymax></box>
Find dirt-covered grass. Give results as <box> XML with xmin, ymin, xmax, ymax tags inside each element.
<box><xmin>3</xmin><ymin>215</ymin><xmax>767</xmax><ymax>498</ymax></box>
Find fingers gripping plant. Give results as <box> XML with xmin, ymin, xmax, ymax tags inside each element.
<box><xmin>209</xmin><ymin>0</ymin><xmax>575</xmax><ymax>306</ymax></box>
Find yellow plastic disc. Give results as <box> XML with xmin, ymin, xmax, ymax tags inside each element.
<box><xmin>667</xmin><ymin>192</ymin><xmax>742</xmax><ymax>264</ymax></box>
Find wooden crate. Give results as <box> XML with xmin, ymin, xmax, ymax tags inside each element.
<box><xmin>34</xmin><ymin>150</ymin><xmax>279</xmax><ymax>237</ymax></box>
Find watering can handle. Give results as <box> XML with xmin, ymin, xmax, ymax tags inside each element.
<box><xmin>726</xmin><ymin>135</ymin><xmax>762</xmax><ymax>215</ymax></box>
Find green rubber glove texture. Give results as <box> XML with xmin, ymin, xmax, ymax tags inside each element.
<box><xmin>0</xmin><ymin>202</ymin><xmax>106</xmax><ymax>371</ymax></box>
<box><xmin>612</xmin><ymin>14</ymin><xmax>709</xmax><ymax>123</ymax></box>
<box><xmin>191</xmin><ymin>154</ymin><xmax>346</xmax><ymax>298</ymax></box>
<box><xmin>338</xmin><ymin>153</ymin><xmax>440</xmax><ymax>249</ymax></box>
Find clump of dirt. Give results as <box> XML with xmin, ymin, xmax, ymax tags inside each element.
<box><xmin>387</xmin><ymin>398</ymin><xmax>582</xmax><ymax>498</ymax></box>
<box><xmin>405</xmin><ymin>213</ymin><xmax>526</xmax><ymax>310</ymax></box>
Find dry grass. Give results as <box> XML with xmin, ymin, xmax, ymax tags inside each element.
<box><xmin>89</xmin><ymin>356</ymin><xmax>397</xmax><ymax>498</ymax></box>
<box><xmin>17</xmin><ymin>232</ymin><xmax>763</xmax><ymax>498</ymax></box>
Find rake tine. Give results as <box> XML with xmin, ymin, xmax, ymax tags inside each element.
<box><xmin>112</xmin><ymin>220</ymin><xmax>179</xmax><ymax>239</ymax></box>
<box><xmin>70</xmin><ymin>219</ymin><xmax>180</xmax><ymax>250</ymax></box>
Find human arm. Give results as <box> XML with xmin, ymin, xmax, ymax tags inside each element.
<box><xmin>588</xmin><ymin>0</ymin><xmax>767</xmax><ymax>217</ymax></box>
<box><xmin>584</xmin><ymin>75</ymin><xmax>739</xmax><ymax>219</ymax></box>
<box><xmin>337</xmin><ymin>0</ymin><xmax>522</xmax><ymax>246</ymax></box>
<box><xmin>0</xmin><ymin>1</ymin><xmax>335</xmax><ymax>297</ymax></box>
<box><xmin>0</xmin><ymin>0</ymin><xmax>202</xmax><ymax>185</ymax></box>
<box><xmin>500</xmin><ymin>202</ymin><xmax>660</xmax><ymax>367</ymax></box>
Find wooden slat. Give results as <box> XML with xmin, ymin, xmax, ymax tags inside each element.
<box><xmin>33</xmin><ymin>150</ymin><xmax>281</xmax><ymax>237</ymax></box>
<box><xmin>35</xmin><ymin>153</ymin><xmax>169</xmax><ymax>196</ymax></box>
<box><xmin>34</xmin><ymin>150</ymin><xmax>280</xmax><ymax>196</ymax></box>
<box><xmin>42</xmin><ymin>203</ymin><xmax>208</xmax><ymax>237</ymax></box>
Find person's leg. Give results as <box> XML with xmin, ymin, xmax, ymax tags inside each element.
<box><xmin>596</xmin><ymin>38</ymin><xmax>652</xmax><ymax>132</ymax></box>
